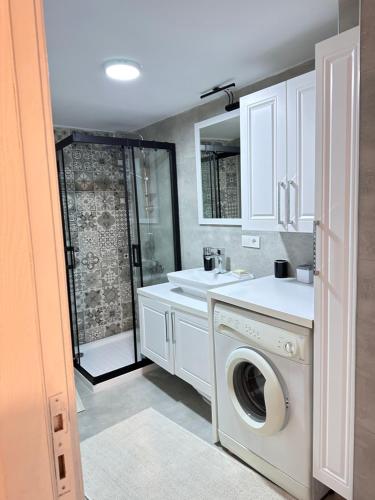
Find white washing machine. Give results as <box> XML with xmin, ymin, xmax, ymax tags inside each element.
<box><xmin>214</xmin><ymin>303</ymin><xmax>313</xmax><ymax>500</ymax></box>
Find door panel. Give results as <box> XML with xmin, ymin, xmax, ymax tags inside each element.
<box><xmin>174</xmin><ymin>311</ymin><xmax>211</xmax><ymax>396</ymax></box>
<box><xmin>313</xmin><ymin>28</ymin><xmax>359</xmax><ymax>499</ymax></box>
<box><xmin>287</xmin><ymin>71</ymin><xmax>316</xmax><ymax>233</ymax></box>
<box><xmin>139</xmin><ymin>297</ymin><xmax>173</xmax><ymax>373</ymax></box>
<box><xmin>241</xmin><ymin>82</ymin><xmax>287</xmax><ymax>231</ymax></box>
<box><xmin>0</xmin><ymin>0</ymin><xmax>83</xmax><ymax>496</ymax></box>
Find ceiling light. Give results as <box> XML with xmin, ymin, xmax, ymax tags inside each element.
<box><xmin>104</xmin><ymin>60</ymin><xmax>141</xmax><ymax>81</ymax></box>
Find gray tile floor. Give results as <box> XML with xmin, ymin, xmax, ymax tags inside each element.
<box><xmin>76</xmin><ymin>366</ymin><xmax>212</xmax><ymax>443</ymax></box>
<box><xmin>77</xmin><ymin>367</ymin><xmax>341</xmax><ymax>500</ymax></box>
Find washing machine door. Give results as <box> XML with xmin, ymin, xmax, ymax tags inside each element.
<box><xmin>226</xmin><ymin>347</ymin><xmax>286</xmax><ymax>436</ymax></box>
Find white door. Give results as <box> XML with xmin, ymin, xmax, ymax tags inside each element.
<box><xmin>313</xmin><ymin>27</ymin><xmax>359</xmax><ymax>500</ymax></box>
<box><xmin>287</xmin><ymin>71</ymin><xmax>316</xmax><ymax>233</ymax></box>
<box><xmin>173</xmin><ymin>311</ymin><xmax>211</xmax><ymax>397</ymax></box>
<box><xmin>1</xmin><ymin>0</ymin><xmax>83</xmax><ymax>497</ymax></box>
<box><xmin>240</xmin><ymin>82</ymin><xmax>287</xmax><ymax>231</ymax></box>
<box><xmin>139</xmin><ymin>297</ymin><xmax>174</xmax><ymax>373</ymax></box>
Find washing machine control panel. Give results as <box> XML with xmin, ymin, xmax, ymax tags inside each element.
<box><xmin>214</xmin><ymin>304</ymin><xmax>312</xmax><ymax>364</ymax></box>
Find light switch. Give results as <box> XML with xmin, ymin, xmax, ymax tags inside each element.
<box><xmin>242</xmin><ymin>235</ymin><xmax>260</xmax><ymax>249</ymax></box>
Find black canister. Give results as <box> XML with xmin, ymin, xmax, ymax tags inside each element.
<box><xmin>274</xmin><ymin>259</ymin><xmax>288</xmax><ymax>278</ymax></box>
<box><xmin>203</xmin><ymin>247</ymin><xmax>214</xmax><ymax>271</ymax></box>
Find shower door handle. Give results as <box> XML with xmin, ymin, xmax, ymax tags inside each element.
<box><xmin>132</xmin><ymin>244</ymin><xmax>141</xmax><ymax>267</ymax></box>
<box><xmin>66</xmin><ymin>246</ymin><xmax>76</xmax><ymax>270</ymax></box>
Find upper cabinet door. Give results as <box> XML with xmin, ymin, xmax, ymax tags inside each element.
<box><xmin>240</xmin><ymin>82</ymin><xmax>287</xmax><ymax>231</ymax></box>
<box><xmin>287</xmin><ymin>71</ymin><xmax>316</xmax><ymax>233</ymax></box>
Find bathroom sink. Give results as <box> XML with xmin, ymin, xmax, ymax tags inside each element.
<box><xmin>167</xmin><ymin>268</ymin><xmax>253</xmax><ymax>298</ymax></box>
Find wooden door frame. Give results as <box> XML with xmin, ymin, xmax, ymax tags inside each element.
<box><xmin>0</xmin><ymin>0</ymin><xmax>83</xmax><ymax>498</ymax></box>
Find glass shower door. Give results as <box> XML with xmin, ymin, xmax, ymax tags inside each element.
<box><xmin>126</xmin><ymin>146</ymin><xmax>179</xmax><ymax>361</ymax></box>
<box><xmin>132</xmin><ymin>147</ymin><xmax>178</xmax><ymax>286</ymax></box>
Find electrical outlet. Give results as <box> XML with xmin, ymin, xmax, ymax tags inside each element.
<box><xmin>242</xmin><ymin>235</ymin><xmax>260</xmax><ymax>249</ymax></box>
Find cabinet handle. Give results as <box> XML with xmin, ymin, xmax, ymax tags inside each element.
<box><xmin>277</xmin><ymin>181</ymin><xmax>287</xmax><ymax>226</ymax></box>
<box><xmin>287</xmin><ymin>180</ymin><xmax>296</xmax><ymax>226</ymax></box>
<box><xmin>313</xmin><ymin>220</ymin><xmax>320</xmax><ymax>276</ymax></box>
<box><xmin>171</xmin><ymin>312</ymin><xmax>176</xmax><ymax>344</ymax></box>
<box><xmin>164</xmin><ymin>311</ymin><xmax>169</xmax><ymax>342</ymax></box>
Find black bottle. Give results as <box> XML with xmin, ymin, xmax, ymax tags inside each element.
<box><xmin>203</xmin><ymin>247</ymin><xmax>214</xmax><ymax>271</ymax></box>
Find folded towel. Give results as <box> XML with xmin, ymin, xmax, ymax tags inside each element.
<box><xmin>231</xmin><ymin>269</ymin><xmax>252</xmax><ymax>279</ymax></box>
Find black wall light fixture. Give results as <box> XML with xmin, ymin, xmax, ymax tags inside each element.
<box><xmin>200</xmin><ymin>82</ymin><xmax>239</xmax><ymax>112</ymax></box>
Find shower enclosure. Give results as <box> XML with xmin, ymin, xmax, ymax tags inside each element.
<box><xmin>56</xmin><ymin>132</ymin><xmax>181</xmax><ymax>384</ymax></box>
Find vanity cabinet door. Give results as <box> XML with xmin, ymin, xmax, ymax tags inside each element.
<box><xmin>173</xmin><ymin>311</ymin><xmax>211</xmax><ymax>397</ymax></box>
<box><xmin>139</xmin><ymin>297</ymin><xmax>174</xmax><ymax>374</ymax></box>
<box><xmin>287</xmin><ymin>71</ymin><xmax>316</xmax><ymax>233</ymax></box>
<box><xmin>240</xmin><ymin>82</ymin><xmax>287</xmax><ymax>231</ymax></box>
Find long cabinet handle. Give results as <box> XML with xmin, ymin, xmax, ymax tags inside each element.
<box><xmin>287</xmin><ymin>180</ymin><xmax>296</xmax><ymax>226</ymax></box>
<box><xmin>171</xmin><ymin>312</ymin><xmax>176</xmax><ymax>344</ymax></box>
<box><xmin>277</xmin><ymin>181</ymin><xmax>287</xmax><ymax>226</ymax></box>
<box><xmin>164</xmin><ymin>311</ymin><xmax>169</xmax><ymax>342</ymax></box>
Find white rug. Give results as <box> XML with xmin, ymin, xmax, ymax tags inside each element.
<box><xmin>81</xmin><ymin>407</ymin><xmax>292</xmax><ymax>500</ymax></box>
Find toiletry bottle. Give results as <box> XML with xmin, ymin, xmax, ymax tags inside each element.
<box><xmin>203</xmin><ymin>247</ymin><xmax>214</xmax><ymax>271</ymax></box>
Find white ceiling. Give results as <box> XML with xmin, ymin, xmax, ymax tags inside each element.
<box><xmin>44</xmin><ymin>0</ymin><xmax>338</xmax><ymax>132</ymax></box>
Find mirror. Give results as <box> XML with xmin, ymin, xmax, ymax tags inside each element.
<box><xmin>195</xmin><ymin>109</ymin><xmax>241</xmax><ymax>225</ymax></box>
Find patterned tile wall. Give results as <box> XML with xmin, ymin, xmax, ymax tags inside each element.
<box><xmin>56</xmin><ymin>128</ymin><xmax>133</xmax><ymax>345</ymax></box>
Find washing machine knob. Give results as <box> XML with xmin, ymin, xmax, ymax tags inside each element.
<box><xmin>284</xmin><ymin>341</ymin><xmax>295</xmax><ymax>355</ymax></box>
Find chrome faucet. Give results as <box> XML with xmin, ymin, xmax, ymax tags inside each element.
<box><xmin>204</xmin><ymin>247</ymin><xmax>226</xmax><ymax>274</ymax></box>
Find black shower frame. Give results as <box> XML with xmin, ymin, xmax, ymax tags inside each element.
<box><xmin>56</xmin><ymin>132</ymin><xmax>181</xmax><ymax>385</ymax></box>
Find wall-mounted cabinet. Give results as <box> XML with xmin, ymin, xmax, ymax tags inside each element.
<box><xmin>240</xmin><ymin>71</ymin><xmax>316</xmax><ymax>233</ymax></box>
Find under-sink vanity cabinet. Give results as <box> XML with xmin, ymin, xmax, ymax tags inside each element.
<box><xmin>240</xmin><ymin>71</ymin><xmax>316</xmax><ymax>232</ymax></box>
<box><xmin>138</xmin><ymin>270</ymin><xmax>253</xmax><ymax>399</ymax></box>
<box><xmin>138</xmin><ymin>284</ymin><xmax>211</xmax><ymax>398</ymax></box>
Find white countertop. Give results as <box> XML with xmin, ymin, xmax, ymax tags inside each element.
<box><xmin>137</xmin><ymin>282</ymin><xmax>208</xmax><ymax>317</ymax></box>
<box><xmin>208</xmin><ymin>275</ymin><xmax>314</xmax><ymax>328</ymax></box>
